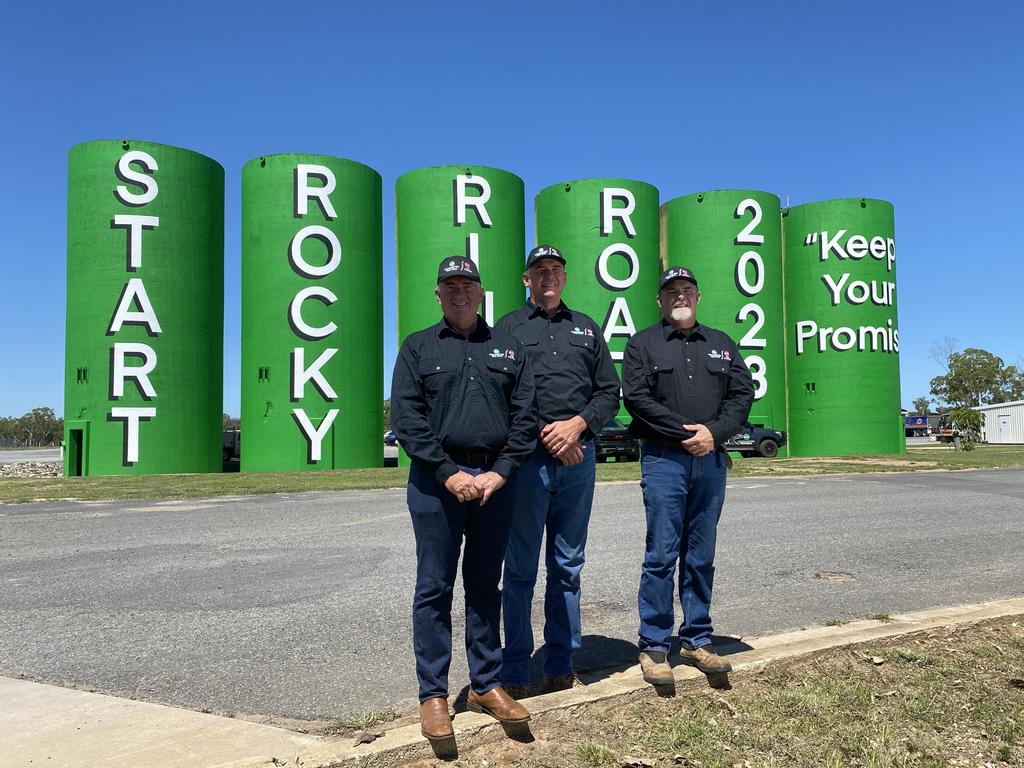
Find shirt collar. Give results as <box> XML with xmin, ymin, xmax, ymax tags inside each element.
<box><xmin>661</xmin><ymin>319</ymin><xmax>706</xmax><ymax>341</ymax></box>
<box><xmin>527</xmin><ymin>300</ymin><xmax>572</xmax><ymax>320</ymax></box>
<box><xmin>436</xmin><ymin>315</ymin><xmax>492</xmax><ymax>341</ymax></box>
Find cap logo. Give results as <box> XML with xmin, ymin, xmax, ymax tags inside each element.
<box><xmin>443</xmin><ymin>259</ymin><xmax>474</xmax><ymax>273</ymax></box>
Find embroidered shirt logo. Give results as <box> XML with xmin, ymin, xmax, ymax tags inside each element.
<box><xmin>490</xmin><ymin>348</ymin><xmax>516</xmax><ymax>361</ymax></box>
<box><xmin>570</xmin><ymin>326</ymin><xmax>595</xmax><ymax>337</ymax></box>
<box><xmin>708</xmin><ymin>349</ymin><xmax>722</xmax><ymax>359</ymax></box>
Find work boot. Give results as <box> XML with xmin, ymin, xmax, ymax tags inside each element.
<box><xmin>678</xmin><ymin>644</ymin><xmax>732</xmax><ymax>674</ymax></box>
<box><xmin>505</xmin><ymin>684</ymin><xmax>530</xmax><ymax>700</ymax></box>
<box><xmin>639</xmin><ymin>650</ymin><xmax>674</xmax><ymax>685</ymax></box>
<box><xmin>419</xmin><ymin>697</ymin><xmax>454</xmax><ymax>742</ymax></box>
<box><xmin>542</xmin><ymin>674</ymin><xmax>584</xmax><ymax>694</ymax></box>
<box><xmin>467</xmin><ymin>686</ymin><xmax>531</xmax><ymax>723</ymax></box>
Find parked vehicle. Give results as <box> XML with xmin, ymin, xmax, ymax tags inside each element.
<box><xmin>384</xmin><ymin>430</ymin><xmax>399</xmax><ymax>446</ymax></box>
<box><xmin>222</xmin><ymin>429</ymin><xmax>241</xmax><ymax>461</ymax></box>
<box><xmin>595</xmin><ymin>418</ymin><xmax>640</xmax><ymax>463</ymax></box>
<box><xmin>723</xmin><ymin>423</ymin><xmax>787</xmax><ymax>458</ymax></box>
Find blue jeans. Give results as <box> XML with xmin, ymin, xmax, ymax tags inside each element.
<box><xmin>501</xmin><ymin>441</ymin><xmax>596</xmax><ymax>685</ymax></box>
<box><xmin>637</xmin><ymin>442</ymin><xmax>727</xmax><ymax>653</ymax></box>
<box><xmin>408</xmin><ymin>460</ymin><xmax>515</xmax><ymax>702</ymax></box>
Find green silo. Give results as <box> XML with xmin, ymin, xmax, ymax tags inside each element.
<box><xmin>783</xmin><ymin>198</ymin><xmax>901</xmax><ymax>456</ymax></box>
<box><xmin>241</xmin><ymin>154</ymin><xmax>383</xmax><ymax>472</ymax></box>
<box><xmin>660</xmin><ymin>191</ymin><xmax>787</xmax><ymax>450</ymax></box>
<box><xmin>396</xmin><ymin>165</ymin><xmax>525</xmax><ymax>338</ymax></box>
<box><xmin>535</xmin><ymin>178</ymin><xmax>661</xmax><ymax>422</ymax></box>
<box><xmin>64</xmin><ymin>139</ymin><xmax>223</xmax><ymax>476</ymax></box>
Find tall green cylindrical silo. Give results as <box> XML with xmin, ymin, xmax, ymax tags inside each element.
<box><xmin>64</xmin><ymin>139</ymin><xmax>223</xmax><ymax>476</ymax></box>
<box><xmin>783</xmin><ymin>198</ymin><xmax>902</xmax><ymax>456</ymax></box>
<box><xmin>660</xmin><ymin>191</ymin><xmax>788</xmax><ymax>449</ymax></box>
<box><xmin>395</xmin><ymin>165</ymin><xmax>525</xmax><ymax>465</ymax></box>
<box><xmin>396</xmin><ymin>165</ymin><xmax>525</xmax><ymax>337</ymax></box>
<box><xmin>535</xmin><ymin>179</ymin><xmax>661</xmax><ymax>423</ymax></box>
<box><xmin>241</xmin><ymin>154</ymin><xmax>383</xmax><ymax>472</ymax></box>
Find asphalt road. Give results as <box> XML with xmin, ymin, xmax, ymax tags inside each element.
<box><xmin>1</xmin><ymin>469</ymin><xmax>1021</xmax><ymax>723</ymax></box>
<box><xmin>0</xmin><ymin>448</ymin><xmax>61</xmax><ymax>464</ymax></box>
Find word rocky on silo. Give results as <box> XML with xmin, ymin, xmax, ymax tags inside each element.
<box><xmin>288</xmin><ymin>164</ymin><xmax>342</xmax><ymax>461</ymax></box>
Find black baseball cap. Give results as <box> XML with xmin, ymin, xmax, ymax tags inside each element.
<box><xmin>526</xmin><ymin>244</ymin><xmax>566</xmax><ymax>269</ymax></box>
<box><xmin>437</xmin><ymin>257</ymin><xmax>481</xmax><ymax>284</ymax></box>
<box><xmin>659</xmin><ymin>266</ymin><xmax>699</xmax><ymax>291</ymax></box>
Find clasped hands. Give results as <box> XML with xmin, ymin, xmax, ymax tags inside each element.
<box><xmin>540</xmin><ymin>415</ymin><xmax>587</xmax><ymax>466</ymax></box>
<box><xmin>681</xmin><ymin>423</ymin><xmax>715</xmax><ymax>456</ymax></box>
<box><xmin>444</xmin><ymin>470</ymin><xmax>506</xmax><ymax>504</ymax></box>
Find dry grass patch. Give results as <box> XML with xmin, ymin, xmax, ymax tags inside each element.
<box><xmin>410</xmin><ymin>617</ymin><xmax>1024</xmax><ymax>768</ymax></box>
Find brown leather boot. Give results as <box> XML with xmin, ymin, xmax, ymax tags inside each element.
<box><xmin>542</xmin><ymin>674</ymin><xmax>583</xmax><ymax>694</ymax></box>
<box><xmin>639</xmin><ymin>650</ymin><xmax>674</xmax><ymax>685</ymax></box>
<box><xmin>679</xmin><ymin>644</ymin><xmax>732</xmax><ymax>674</ymax></box>
<box><xmin>467</xmin><ymin>686</ymin><xmax>531</xmax><ymax>723</ymax></box>
<box><xmin>505</xmin><ymin>684</ymin><xmax>530</xmax><ymax>700</ymax></box>
<box><xmin>419</xmin><ymin>697</ymin><xmax>454</xmax><ymax>742</ymax></box>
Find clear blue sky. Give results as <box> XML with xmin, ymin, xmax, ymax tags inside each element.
<box><xmin>2</xmin><ymin>1</ymin><xmax>1021</xmax><ymax>418</ymax></box>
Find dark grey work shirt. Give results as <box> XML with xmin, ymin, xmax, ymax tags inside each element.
<box><xmin>391</xmin><ymin>316</ymin><xmax>538</xmax><ymax>484</ymax></box>
<box><xmin>622</xmin><ymin>320</ymin><xmax>754</xmax><ymax>446</ymax></box>
<box><xmin>495</xmin><ymin>302</ymin><xmax>620</xmax><ymax>439</ymax></box>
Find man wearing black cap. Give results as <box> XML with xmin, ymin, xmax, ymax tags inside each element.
<box><xmin>495</xmin><ymin>244</ymin><xmax>620</xmax><ymax>698</ymax></box>
<box><xmin>622</xmin><ymin>266</ymin><xmax>753</xmax><ymax>686</ymax></box>
<box><xmin>391</xmin><ymin>257</ymin><xmax>537</xmax><ymax>745</ymax></box>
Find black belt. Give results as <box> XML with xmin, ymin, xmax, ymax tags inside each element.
<box><xmin>641</xmin><ymin>438</ymin><xmax>733</xmax><ymax>469</ymax></box>
<box><xmin>448</xmin><ymin>449</ymin><xmax>499</xmax><ymax>466</ymax></box>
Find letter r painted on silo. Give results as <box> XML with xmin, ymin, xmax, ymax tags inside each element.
<box><xmin>600</xmin><ymin>188</ymin><xmax>636</xmax><ymax>237</ymax></box>
<box><xmin>295</xmin><ymin>165</ymin><xmax>338</xmax><ymax>220</ymax></box>
<box><xmin>454</xmin><ymin>175</ymin><xmax>492</xmax><ymax>227</ymax></box>
<box><xmin>111</xmin><ymin>342</ymin><xmax>157</xmax><ymax>399</ymax></box>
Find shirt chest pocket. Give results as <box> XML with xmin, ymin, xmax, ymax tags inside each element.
<box><xmin>649</xmin><ymin>360</ymin><xmax>676</xmax><ymax>397</ymax></box>
<box><xmin>485</xmin><ymin>359</ymin><xmax>518</xmax><ymax>396</ymax></box>
<box><xmin>568</xmin><ymin>335</ymin><xmax>594</xmax><ymax>355</ymax></box>
<box><xmin>707</xmin><ymin>358</ymin><xmax>730</xmax><ymax>396</ymax></box>
<box><xmin>418</xmin><ymin>358</ymin><xmax>454</xmax><ymax>398</ymax></box>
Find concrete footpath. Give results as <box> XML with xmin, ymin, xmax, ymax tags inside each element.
<box><xmin>3</xmin><ymin>597</ymin><xmax>1022</xmax><ymax>768</ymax></box>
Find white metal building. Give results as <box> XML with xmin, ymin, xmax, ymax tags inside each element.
<box><xmin>976</xmin><ymin>399</ymin><xmax>1024</xmax><ymax>444</ymax></box>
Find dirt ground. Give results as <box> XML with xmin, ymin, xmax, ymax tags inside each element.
<box><xmin>397</xmin><ymin>617</ymin><xmax>1024</xmax><ymax>768</ymax></box>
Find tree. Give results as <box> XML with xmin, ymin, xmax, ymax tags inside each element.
<box><xmin>946</xmin><ymin>406</ymin><xmax>984</xmax><ymax>451</ymax></box>
<box><xmin>912</xmin><ymin>396</ymin><xmax>931</xmax><ymax>415</ymax></box>
<box><xmin>929</xmin><ymin>347</ymin><xmax>1019</xmax><ymax>408</ymax></box>
<box><xmin>223</xmin><ymin>413</ymin><xmax>240</xmax><ymax>430</ymax></box>
<box><xmin>17</xmin><ymin>407</ymin><xmax>62</xmax><ymax>446</ymax></box>
<box><xmin>383</xmin><ymin>399</ymin><xmax>391</xmax><ymax>431</ymax></box>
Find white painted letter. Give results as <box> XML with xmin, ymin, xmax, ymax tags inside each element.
<box><xmin>795</xmin><ymin>320</ymin><xmax>817</xmax><ymax>355</ymax></box>
<box><xmin>600</xmin><ymin>188</ymin><xmax>636</xmax><ymax>237</ymax></box>
<box><xmin>109</xmin><ymin>406</ymin><xmax>156</xmax><ymax>464</ymax></box>
<box><xmin>455</xmin><ymin>175</ymin><xmax>492</xmax><ymax>227</ymax></box>
<box><xmin>821</xmin><ymin>272</ymin><xmax>850</xmax><ymax>306</ymax></box>
<box><xmin>112</xmin><ymin>214</ymin><xmax>159</xmax><ymax>270</ymax></box>
<box><xmin>292</xmin><ymin>347</ymin><xmax>338</xmax><ymax>400</ymax></box>
<box><xmin>115</xmin><ymin>151</ymin><xmax>159</xmax><ymax>206</ymax></box>
<box><xmin>596</xmin><ymin>244</ymin><xmax>639</xmax><ymax>290</ymax></box>
<box><xmin>112</xmin><ymin>342</ymin><xmax>157</xmax><ymax>399</ymax></box>
<box><xmin>290</xmin><ymin>225</ymin><xmax>341</xmax><ymax>277</ymax></box>
<box><xmin>109</xmin><ymin>278</ymin><xmax>162</xmax><ymax>334</ymax></box>
<box><xmin>295</xmin><ymin>164</ymin><xmax>337</xmax><ymax>219</ymax></box>
<box><xmin>293</xmin><ymin>408</ymin><xmax>339</xmax><ymax>462</ymax></box>
<box><xmin>289</xmin><ymin>286</ymin><xmax>338</xmax><ymax>339</ymax></box>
